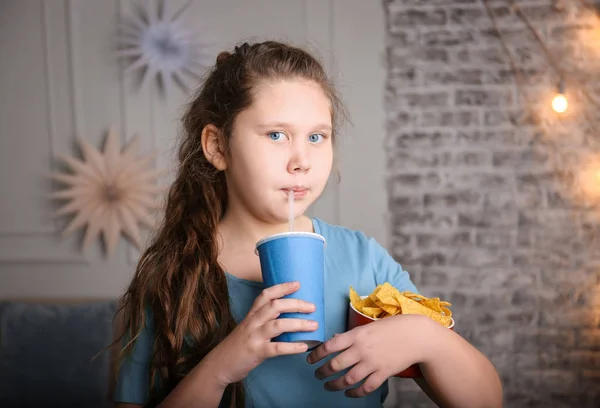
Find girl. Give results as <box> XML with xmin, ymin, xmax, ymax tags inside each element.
<box><xmin>113</xmin><ymin>41</ymin><xmax>502</xmax><ymax>408</ymax></box>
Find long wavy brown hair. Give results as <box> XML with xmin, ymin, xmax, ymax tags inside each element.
<box><xmin>112</xmin><ymin>41</ymin><xmax>344</xmax><ymax>408</ymax></box>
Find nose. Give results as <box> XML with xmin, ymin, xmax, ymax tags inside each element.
<box><xmin>287</xmin><ymin>141</ymin><xmax>310</xmax><ymax>174</ymax></box>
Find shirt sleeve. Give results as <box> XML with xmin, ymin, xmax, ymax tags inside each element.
<box><xmin>113</xmin><ymin>310</ymin><xmax>154</xmax><ymax>404</ymax></box>
<box><xmin>368</xmin><ymin>237</ymin><xmax>419</xmax><ymax>294</ymax></box>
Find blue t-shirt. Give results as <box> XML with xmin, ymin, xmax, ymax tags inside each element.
<box><xmin>114</xmin><ymin>218</ymin><xmax>418</xmax><ymax>407</ymax></box>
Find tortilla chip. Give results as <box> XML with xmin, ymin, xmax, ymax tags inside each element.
<box><xmin>373</xmin><ymin>283</ymin><xmax>400</xmax><ymax>305</ymax></box>
<box><xmin>378</xmin><ymin>303</ymin><xmax>401</xmax><ymax>316</ymax></box>
<box><xmin>362</xmin><ymin>306</ymin><xmax>384</xmax><ymax>318</ymax></box>
<box><xmin>349</xmin><ymin>282</ymin><xmax>454</xmax><ymax>327</ymax></box>
<box><xmin>349</xmin><ymin>286</ymin><xmax>362</xmax><ymax>310</ymax></box>
<box><xmin>362</xmin><ymin>297</ymin><xmax>377</xmax><ymax>308</ymax></box>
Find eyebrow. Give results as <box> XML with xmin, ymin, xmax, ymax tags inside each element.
<box><xmin>256</xmin><ymin>122</ymin><xmax>332</xmax><ymax>132</ymax></box>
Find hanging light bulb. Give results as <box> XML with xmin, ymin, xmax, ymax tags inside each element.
<box><xmin>551</xmin><ymin>79</ymin><xmax>568</xmax><ymax>113</ymax></box>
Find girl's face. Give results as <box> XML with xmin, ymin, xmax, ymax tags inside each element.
<box><xmin>225</xmin><ymin>78</ymin><xmax>334</xmax><ymax>224</ymax></box>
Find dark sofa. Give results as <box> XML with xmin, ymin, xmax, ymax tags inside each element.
<box><xmin>0</xmin><ymin>300</ymin><xmax>118</xmax><ymax>408</ymax></box>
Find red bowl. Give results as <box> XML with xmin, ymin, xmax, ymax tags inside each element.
<box><xmin>347</xmin><ymin>296</ymin><xmax>455</xmax><ymax>378</ymax></box>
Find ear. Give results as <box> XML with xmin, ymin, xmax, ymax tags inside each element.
<box><xmin>201</xmin><ymin>124</ymin><xmax>227</xmax><ymax>171</ymax></box>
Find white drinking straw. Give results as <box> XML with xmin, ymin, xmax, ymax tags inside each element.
<box><xmin>288</xmin><ymin>190</ymin><xmax>294</xmax><ymax>232</ymax></box>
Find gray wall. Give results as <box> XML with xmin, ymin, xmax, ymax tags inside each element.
<box><xmin>0</xmin><ymin>0</ymin><xmax>389</xmax><ymax>298</ymax></box>
<box><xmin>0</xmin><ymin>3</ymin><xmax>409</xmax><ymax>405</ymax></box>
<box><xmin>384</xmin><ymin>0</ymin><xmax>600</xmax><ymax>406</ymax></box>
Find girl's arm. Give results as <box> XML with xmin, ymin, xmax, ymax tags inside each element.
<box><xmin>414</xmin><ymin>318</ymin><xmax>503</xmax><ymax>408</ymax></box>
<box><xmin>113</xmin><ymin>352</ymin><xmax>227</xmax><ymax>408</ymax></box>
<box><xmin>115</xmin><ymin>282</ymin><xmax>316</xmax><ymax>407</ymax></box>
<box><xmin>156</xmin><ymin>350</ymin><xmax>227</xmax><ymax>408</ymax></box>
<box><xmin>367</xmin><ymin>238</ymin><xmax>502</xmax><ymax>406</ymax></box>
<box><xmin>308</xmin><ymin>314</ymin><xmax>501</xmax><ymax>408</ymax></box>
<box><xmin>112</xmin><ymin>306</ymin><xmax>227</xmax><ymax>408</ymax></box>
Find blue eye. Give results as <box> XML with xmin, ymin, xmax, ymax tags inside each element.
<box><xmin>268</xmin><ymin>132</ymin><xmax>286</xmax><ymax>141</ymax></box>
<box><xmin>308</xmin><ymin>133</ymin><xmax>324</xmax><ymax>143</ymax></box>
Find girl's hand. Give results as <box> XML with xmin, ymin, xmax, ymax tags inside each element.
<box><xmin>210</xmin><ymin>281</ymin><xmax>317</xmax><ymax>387</ymax></box>
<box><xmin>306</xmin><ymin>314</ymin><xmax>434</xmax><ymax>398</ymax></box>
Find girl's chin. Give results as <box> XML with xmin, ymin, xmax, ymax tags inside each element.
<box><xmin>272</xmin><ymin>211</ymin><xmax>308</xmax><ymax>224</ymax></box>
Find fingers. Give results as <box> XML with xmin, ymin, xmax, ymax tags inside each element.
<box><xmin>264</xmin><ymin>341</ymin><xmax>309</xmax><ymax>358</ymax></box>
<box><xmin>262</xmin><ymin>318</ymin><xmax>318</xmax><ymax>339</ymax></box>
<box><xmin>307</xmin><ymin>333</ymin><xmax>353</xmax><ymax>364</ymax></box>
<box><xmin>315</xmin><ymin>349</ymin><xmax>361</xmax><ymax>380</ymax></box>
<box><xmin>248</xmin><ymin>281</ymin><xmax>301</xmax><ymax>314</ymax></box>
<box><xmin>324</xmin><ymin>361</ymin><xmax>374</xmax><ymax>391</ymax></box>
<box><xmin>253</xmin><ymin>298</ymin><xmax>315</xmax><ymax>325</ymax></box>
<box><xmin>344</xmin><ymin>371</ymin><xmax>388</xmax><ymax>398</ymax></box>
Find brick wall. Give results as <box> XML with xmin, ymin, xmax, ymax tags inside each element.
<box><xmin>383</xmin><ymin>1</ymin><xmax>600</xmax><ymax>407</ymax></box>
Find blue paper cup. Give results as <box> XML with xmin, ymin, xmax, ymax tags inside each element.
<box><xmin>255</xmin><ymin>231</ymin><xmax>326</xmax><ymax>349</ymax></box>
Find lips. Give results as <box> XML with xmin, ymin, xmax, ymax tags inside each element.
<box><xmin>282</xmin><ymin>186</ymin><xmax>309</xmax><ymax>198</ymax></box>
<box><xmin>284</xmin><ymin>186</ymin><xmax>307</xmax><ymax>193</ymax></box>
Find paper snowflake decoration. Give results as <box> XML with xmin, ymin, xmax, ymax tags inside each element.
<box><xmin>50</xmin><ymin>129</ymin><xmax>165</xmax><ymax>258</ymax></box>
<box><xmin>117</xmin><ymin>0</ymin><xmax>210</xmax><ymax>97</ymax></box>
